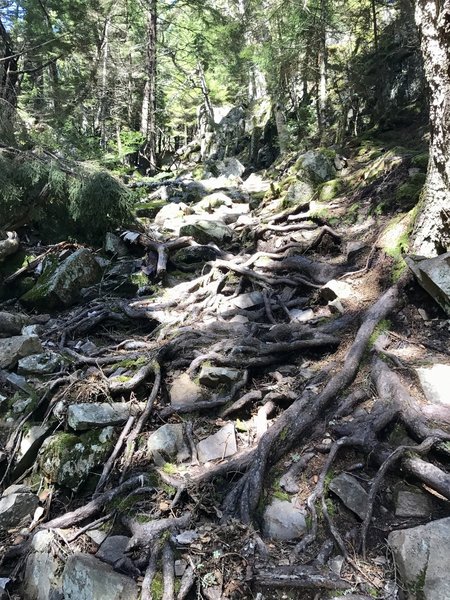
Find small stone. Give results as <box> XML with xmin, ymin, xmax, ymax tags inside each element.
<box><xmin>197</xmin><ymin>423</ymin><xmax>237</xmax><ymax>463</ymax></box>
<box><xmin>104</xmin><ymin>232</ymin><xmax>129</xmax><ymax>257</ymax></box>
<box><xmin>96</xmin><ymin>535</ymin><xmax>130</xmax><ymax>566</ymax></box>
<box><xmin>329</xmin><ymin>555</ymin><xmax>345</xmax><ymax>576</ymax></box>
<box><xmin>23</xmin><ymin>529</ymin><xmax>62</xmax><ymax>600</ymax></box>
<box><xmin>169</xmin><ymin>373</ymin><xmax>202</xmax><ymax>407</ymax></box>
<box><xmin>289</xmin><ymin>308</ymin><xmax>315</xmax><ymax>322</ymax></box>
<box><xmin>147</xmin><ymin>424</ymin><xmax>190</xmax><ymax>463</ymax></box>
<box><xmin>86</xmin><ymin>529</ymin><xmax>108</xmax><ymax>546</ymax></box>
<box><xmin>5</xmin><ymin>372</ymin><xmax>34</xmax><ymax>394</ymax></box>
<box><xmin>263</xmin><ymin>499</ymin><xmax>307</xmax><ymax>541</ymax></box>
<box><xmin>175</xmin><ymin>530</ymin><xmax>199</xmax><ymax>545</ymax></box>
<box><xmin>198</xmin><ymin>366</ymin><xmax>242</xmax><ymax>388</ymax></box>
<box><xmin>67</xmin><ymin>403</ymin><xmax>131</xmax><ymax>430</ymax></box>
<box><xmin>175</xmin><ymin>559</ymin><xmax>187</xmax><ymax>577</ymax></box>
<box><xmin>395</xmin><ymin>490</ymin><xmax>431</xmax><ymax>518</ymax></box>
<box><xmin>321</xmin><ymin>280</ymin><xmax>353</xmax><ymax>302</ymax></box>
<box><xmin>62</xmin><ymin>553</ymin><xmax>139</xmax><ymax>600</ymax></box>
<box><xmin>329</xmin><ymin>473</ymin><xmax>369</xmax><ymax>520</ymax></box>
<box><xmin>0</xmin><ymin>335</ymin><xmax>43</xmax><ymax>369</ymax></box>
<box><xmin>18</xmin><ymin>351</ymin><xmax>62</xmax><ymax>375</ymax></box>
<box><xmin>79</xmin><ymin>340</ymin><xmax>98</xmax><ymax>355</ymax></box>
<box><xmin>0</xmin><ymin>492</ymin><xmax>38</xmax><ymax>530</ymax></box>
<box><xmin>416</xmin><ymin>364</ymin><xmax>450</xmax><ymax>406</ymax></box>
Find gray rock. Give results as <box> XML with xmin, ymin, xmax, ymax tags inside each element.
<box><xmin>197</xmin><ymin>423</ymin><xmax>237</xmax><ymax>463</ymax></box>
<box><xmin>198</xmin><ymin>366</ymin><xmax>242</xmax><ymax>388</ymax></box>
<box><xmin>13</xmin><ymin>425</ymin><xmax>52</xmax><ymax>481</ymax></box>
<box><xmin>263</xmin><ymin>499</ymin><xmax>307</xmax><ymax>540</ymax></box>
<box><xmin>175</xmin><ymin>530</ymin><xmax>199</xmax><ymax>545</ymax></box>
<box><xmin>321</xmin><ymin>279</ymin><xmax>354</xmax><ymax>302</ymax></box>
<box><xmin>39</xmin><ymin>428</ymin><xmax>115</xmax><ymax>490</ymax></box>
<box><xmin>395</xmin><ymin>490</ymin><xmax>432</xmax><ymax>518</ymax></box>
<box><xmin>2</xmin><ymin>483</ymin><xmax>31</xmax><ymax>496</ymax></box>
<box><xmin>147</xmin><ymin>424</ymin><xmax>190</xmax><ymax>463</ymax></box>
<box><xmin>179</xmin><ymin>220</ymin><xmax>233</xmax><ymax>245</ymax></box>
<box><xmin>104</xmin><ymin>233</ymin><xmax>129</xmax><ymax>257</ymax></box>
<box><xmin>284</xmin><ymin>181</ymin><xmax>314</xmax><ymax>205</ymax></box>
<box><xmin>6</xmin><ymin>372</ymin><xmax>34</xmax><ymax>393</ymax></box>
<box><xmin>21</xmin><ymin>324</ymin><xmax>43</xmax><ymax>336</ymax></box>
<box><xmin>175</xmin><ymin>559</ymin><xmax>187</xmax><ymax>577</ymax></box>
<box><xmin>170</xmin><ymin>246</ymin><xmax>220</xmax><ymax>272</ymax></box>
<box><xmin>18</xmin><ymin>352</ymin><xmax>62</xmax><ymax>375</ymax></box>
<box><xmin>298</xmin><ymin>150</ymin><xmax>336</xmax><ymax>184</ymax></box>
<box><xmin>389</xmin><ymin>517</ymin><xmax>450</xmax><ymax>599</ymax></box>
<box><xmin>21</xmin><ymin>249</ymin><xmax>103</xmax><ymax>310</ymax></box>
<box><xmin>0</xmin><ymin>578</ymin><xmax>10</xmax><ymax>599</ymax></box>
<box><xmin>416</xmin><ymin>364</ymin><xmax>450</xmax><ymax>406</ymax></box>
<box><xmin>86</xmin><ymin>529</ymin><xmax>108</xmax><ymax>546</ymax></box>
<box><xmin>0</xmin><ymin>231</ymin><xmax>19</xmax><ymax>262</ymax></box>
<box><xmin>96</xmin><ymin>536</ymin><xmax>130</xmax><ymax>566</ymax></box>
<box><xmin>0</xmin><ymin>311</ymin><xmax>33</xmax><ymax>336</ymax></box>
<box><xmin>193</xmin><ymin>192</ymin><xmax>233</xmax><ymax>213</ymax></box>
<box><xmin>169</xmin><ymin>373</ymin><xmax>202</xmax><ymax>407</ymax></box>
<box><xmin>242</xmin><ymin>173</ymin><xmax>270</xmax><ymax>194</ymax></box>
<box><xmin>215</xmin><ymin>157</ymin><xmax>245</xmax><ymax>178</ymax></box>
<box><xmin>222</xmin><ymin>291</ymin><xmax>264</xmax><ymax>310</ymax></box>
<box><xmin>154</xmin><ymin>202</ymin><xmax>190</xmax><ymax>226</ymax></box>
<box><xmin>67</xmin><ymin>403</ymin><xmax>130</xmax><ymax>431</ymax></box>
<box><xmin>329</xmin><ymin>473</ymin><xmax>368</xmax><ymax>520</ymax></box>
<box><xmin>406</xmin><ymin>253</ymin><xmax>450</xmax><ymax>316</ymax></box>
<box><xmin>0</xmin><ymin>335</ymin><xmax>43</xmax><ymax>369</ymax></box>
<box><xmin>23</xmin><ymin>529</ymin><xmax>62</xmax><ymax>600</ymax></box>
<box><xmin>62</xmin><ymin>553</ymin><xmax>138</xmax><ymax>600</ymax></box>
<box><xmin>0</xmin><ymin>492</ymin><xmax>38</xmax><ymax>529</ymax></box>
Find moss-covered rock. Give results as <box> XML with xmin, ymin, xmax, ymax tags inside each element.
<box><xmin>294</xmin><ymin>149</ymin><xmax>336</xmax><ymax>185</ymax></box>
<box><xmin>21</xmin><ymin>249</ymin><xmax>102</xmax><ymax>310</ymax></box>
<box><xmin>38</xmin><ymin>428</ymin><xmax>115</xmax><ymax>490</ymax></box>
<box><xmin>318</xmin><ymin>178</ymin><xmax>344</xmax><ymax>202</ymax></box>
<box><xmin>411</xmin><ymin>152</ymin><xmax>429</xmax><ymax>171</ymax></box>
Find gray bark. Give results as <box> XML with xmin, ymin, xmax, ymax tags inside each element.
<box><xmin>412</xmin><ymin>0</ymin><xmax>450</xmax><ymax>256</ymax></box>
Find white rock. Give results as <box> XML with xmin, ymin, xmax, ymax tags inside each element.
<box><xmin>416</xmin><ymin>364</ymin><xmax>450</xmax><ymax>406</ymax></box>
<box><xmin>197</xmin><ymin>423</ymin><xmax>237</xmax><ymax>463</ymax></box>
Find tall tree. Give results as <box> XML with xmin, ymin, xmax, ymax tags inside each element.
<box><xmin>413</xmin><ymin>0</ymin><xmax>450</xmax><ymax>255</ymax></box>
<box><xmin>140</xmin><ymin>0</ymin><xmax>157</xmax><ymax>172</ymax></box>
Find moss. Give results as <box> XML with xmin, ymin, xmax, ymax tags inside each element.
<box><xmin>369</xmin><ymin>319</ymin><xmax>392</xmax><ymax>347</ymax></box>
<box><xmin>113</xmin><ymin>375</ymin><xmax>132</xmax><ymax>383</ymax></box>
<box><xmin>115</xmin><ymin>356</ymin><xmax>147</xmax><ymax>369</ymax></box>
<box><xmin>162</xmin><ymin>462</ymin><xmax>178</xmax><ymax>474</ymax></box>
<box><xmin>395</xmin><ymin>181</ymin><xmax>423</xmax><ymax>209</ymax></box>
<box><xmin>411</xmin><ymin>152</ymin><xmax>429</xmax><ymax>171</ymax></box>
<box><xmin>380</xmin><ymin>207</ymin><xmax>417</xmax><ymax>281</ymax></box>
<box><xmin>134</xmin><ymin>198</ymin><xmax>167</xmax><ymax>218</ymax></box>
<box><xmin>150</xmin><ymin>572</ymin><xmax>164</xmax><ymax>599</ymax></box>
<box><xmin>318</xmin><ymin>178</ymin><xmax>343</xmax><ymax>202</ymax></box>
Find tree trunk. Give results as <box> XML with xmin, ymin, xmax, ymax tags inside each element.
<box><xmin>140</xmin><ymin>0</ymin><xmax>157</xmax><ymax>173</ymax></box>
<box><xmin>412</xmin><ymin>0</ymin><xmax>450</xmax><ymax>256</ymax></box>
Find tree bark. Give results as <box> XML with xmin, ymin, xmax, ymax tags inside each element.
<box><xmin>140</xmin><ymin>0</ymin><xmax>157</xmax><ymax>173</ymax></box>
<box><xmin>413</xmin><ymin>0</ymin><xmax>450</xmax><ymax>256</ymax></box>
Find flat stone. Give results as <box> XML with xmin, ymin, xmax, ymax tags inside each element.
<box><xmin>23</xmin><ymin>529</ymin><xmax>62</xmax><ymax>600</ymax></box>
<box><xmin>96</xmin><ymin>535</ymin><xmax>130</xmax><ymax>566</ymax></box>
<box><xmin>86</xmin><ymin>529</ymin><xmax>108</xmax><ymax>545</ymax></box>
<box><xmin>179</xmin><ymin>220</ymin><xmax>232</xmax><ymax>245</ymax></box>
<box><xmin>67</xmin><ymin>403</ymin><xmax>131</xmax><ymax>430</ymax></box>
<box><xmin>18</xmin><ymin>352</ymin><xmax>62</xmax><ymax>375</ymax></box>
<box><xmin>321</xmin><ymin>280</ymin><xmax>353</xmax><ymax>302</ymax></box>
<box><xmin>62</xmin><ymin>553</ymin><xmax>138</xmax><ymax>600</ymax></box>
<box><xmin>5</xmin><ymin>372</ymin><xmax>34</xmax><ymax>394</ymax></box>
<box><xmin>175</xmin><ymin>530</ymin><xmax>199</xmax><ymax>545</ymax></box>
<box><xmin>406</xmin><ymin>253</ymin><xmax>450</xmax><ymax>316</ymax></box>
<box><xmin>147</xmin><ymin>424</ymin><xmax>190</xmax><ymax>463</ymax></box>
<box><xmin>329</xmin><ymin>473</ymin><xmax>369</xmax><ymax>520</ymax></box>
<box><xmin>0</xmin><ymin>335</ymin><xmax>43</xmax><ymax>369</ymax></box>
<box><xmin>197</xmin><ymin>423</ymin><xmax>237</xmax><ymax>463</ymax></box>
<box><xmin>389</xmin><ymin>517</ymin><xmax>450</xmax><ymax>600</ymax></box>
<box><xmin>395</xmin><ymin>490</ymin><xmax>432</xmax><ymax>518</ymax></box>
<box><xmin>175</xmin><ymin>559</ymin><xmax>187</xmax><ymax>577</ymax></box>
<box><xmin>0</xmin><ymin>492</ymin><xmax>38</xmax><ymax>530</ymax></box>
<box><xmin>13</xmin><ymin>425</ymin><xmax>52</xmax><ymax>481</ymax></box>
<box><xmin>169</xmin><ymin>373</ymin><xmax>202</xmax><ymax>407</ymax></box>
<box><xmin>416</xmin><ymin>364</ymin><xmax>450</xmax><ymax>406</ymax></box>
<box><xmin>263</xmin><ymin>499</ymin><xmax>307</xmax><ymax>541</ymax></box>
<box><xmin>198</xmin><ymin>366</ymin><xmax>242</xmax><ymax>388</ymax></box>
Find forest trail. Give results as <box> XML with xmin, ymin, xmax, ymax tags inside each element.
<box><xmin>1</xmin><ymin>139</ymin><xmax>450</xmax><ymax>600</ymax></box>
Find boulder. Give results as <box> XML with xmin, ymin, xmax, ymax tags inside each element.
<box><xmin>197</xmin><ymin>423</ymin><xmax>237</xmax><ymax>463</ymax></box>
<box><xmin>405</xmin><ymin>253</ymin><xmax>450</xmax><ymax>316</ymax></box>
<box><xmin>263</xmin><ymin>499</ymin><xmax>307</xmax><ymax>540</ymax></box>
<box><xmin>67</xmin><ymin>402</ymin><xmax>131</xmax><ymax>430</ymax></box>
<box><xmin>104</xmin><ymin>232</ymin><xmax>129</xmax><ymax>257</ymax></box>
<box><xmin>198</xmin><ymin>366</ymin><xmax>242</xmax><ymax>389</ymax></box>
<box><xmin>13</xmin><ymin>425</ymin><xmax>52</xmax><ymax>481</ymax></box>
<box><xmin>21</xmin><ymin>249</ymin><xmax>103</xmax><ymax>310</ymax></box>
<box><xmin>215</xmin><ymin>157</ymin><xmax>245</xmax><ymax>178</ymax></box>
<box><xmin>23</xmin><ymin>530</ymin><xmax>62</xmax><ymax>600</ymax></box>
<box><xmin>329</xmin><ymin>473</ymin><xmax>369</xmax><ymax>520</ymax></box>
<box><xmin>170</xmin><ymin>246</ymin><xmax>220</xmax><ymax>272</ymax></box>
<box><xmin>284</xmin><ymin>181</ymin><xmax>314</xmax><ymax>206</ymax></box>
<box><xmin>0</xmin><ymin>491</ymin><xmax>38</xmax><ymax>530</ymax></box>
<box><xmin>169</xmin><ymin>373</ymin><xmax>202</xmax><ymax>407</ymax></box>
<box><xmin>38</xmin><ymin>428</ymin><xmax>115</xmax><ymax>490</ymax></box>
<box><xmin>193</xmin><ymin>192</ymin><xmax>233</xmax><ymax>214</ymax></box>
<box><xmin>62</xmin><ymin>553</ymin><xmax>138</xmax><ymax>600</ymax></box>
<box><xmin>147</xmin><ymin>424</ymin><xmax>190</xmax><ymax>463</ymax></box>
<box><xmin>416</xmin><ymin>364</ymin><xmax>450</xmax><ymax>406</ymax></box>
<box><xmin>0</xmin><ymin>335</ymin><xmax>43</xmax><ymax>369</ymax></box>
<box><xmin>389</xmin><ymin>517</ymin><xmax>450</xmax><ymax>599</ymax></box>
<box><xmin>297</xmin><ymin>150</ymin><xmax>336</xmax><ymax>184</ymax></box>
<box><xmin>154</xmin><ymin>202</ymin><xmax>191</xmax><ymax>226</ymax></box>
<box><xmin>18</xmin><ymin>352</ymin><xmax>62</xmax><ymax>375</ymax></box>
<box><xmin>179</xmin><ymin>220</ymin><xmax>233</xmax><ymax>245</ymax></box>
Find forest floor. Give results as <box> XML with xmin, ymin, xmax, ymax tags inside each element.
<box><xmin>0</xmin><ymin>129</ymin><xmax>450</xmax><ymax>600</ymax></box>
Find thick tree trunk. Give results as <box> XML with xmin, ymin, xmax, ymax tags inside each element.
<box><xmin>413</xmin><ymin>0</ymin><xmax>450</xmax><ymax>256</ymax></box>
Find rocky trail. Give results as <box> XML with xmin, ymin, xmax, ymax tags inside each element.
<box><xmin>0</xmin><ymin>141</ymin><xmax>450</xmax><ymax>600</ymax></box>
